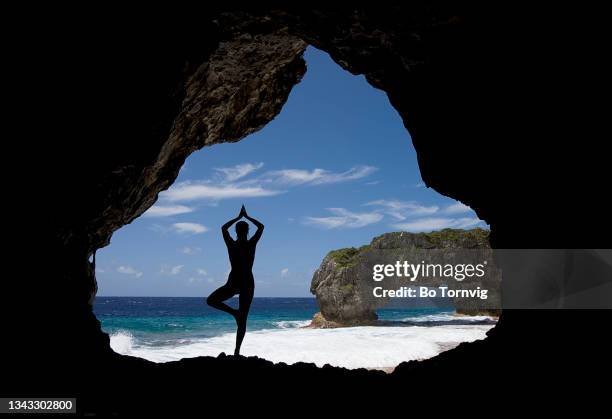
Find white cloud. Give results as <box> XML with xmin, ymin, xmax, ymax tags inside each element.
<box><xmin>143</xmin><ymin>204</ymin><xmax>194</xmax><ymax>217</ymax></box>
<box><xmin>365</xmin><ymin>200</ymin><xmax>439</xmax><ymax>220</ymax></box>
<box><xmin>304</xmin><ymin>208</ymin><xmax>383</xmax><ymax>229</ymax></box>
<box><xmin>170</xmin><ymin>265</ymin><xmax>184</xmax><ymax>275</ymax></box>
<box><xmin>214</xmin><ymin>162</ymin><xmax>264</xmax><ymax>182</ymax></box>
<box><xmin>181</xmin><ymin>246</ymin><xmax>201</xmax><ymax>255</ymax></box>
<box><xmin>443</xmin><ymin>202</ymin><xmax>472</xmax><ymax>214</ymax></box>
<box><xmin>117</xmin><ymin>265</ymin><xmax>143</xmax><ymax>278</ymax></box>
<box><xmin>160</xmin><ymin>264</ymin><xmax>184</xmax><ymax>276</ymax></box>
<box><xmin>392</xmin><ymin>217</ymin><xmax>482</xmax><ymax>232</ymax></box>
<box><xmin>188</xmin><ymin>277</ymin><xmax>203</xmax><ymax>283</ymax></box>
<box><xmin>264</xmin><ymin>165</ymin><xmax>377</xmax><ymax>186</ymax></box>
<box><xmin>414</xmin><ymin>182</ymin><xmax>426</xmax><ymax>188</ymax></box>
<box><xmin>280</xmin><ymin>268</ymin><xmax>289</xmax><ymax>278</ymax></box>
<box><xmin>158</xmin><ymin>164</ymin><xmax>375</xmax><ymax>205</ymax></box>
<box><xmin>163</xmin><ymin>182</ymin><xmax>281</xmax><ymax>202</ymax></box>
<box><xmin>197</xmin><ymin>269</ymin><xmax>208</xmax><ymax>276</ymax></box>
<box><xmin>364</xmin><ymin>199</ymin><xmax>483</xmax><ymax>232</ymax></box>
<box><xmin>172</xmin><ymin>222</ymin><xmax>208</xmax><ymax>235</ymax></box>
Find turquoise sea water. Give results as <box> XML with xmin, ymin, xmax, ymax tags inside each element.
<box><xmin>95</xmin><ymin>297</ymin><xmax>321</xmax><ymax>346</ymax></box>
<box><xmin>95</xmin><ymin>297</ymin><xmax>495</xmax><ymax>368</ymax></box>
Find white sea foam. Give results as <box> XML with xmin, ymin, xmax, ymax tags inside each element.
<box><xmin>273</xmin><ymin>320</ymin><xmax>311</xmax><ymax>329</ymax></box>
<box><xmin>109</xmin><ymin>323</ymin><xmax>494</xmax><ymax>369</ymax></box>
<box><xmin>109</xmin><ymin>331</ymin><xmax>135</xmax><ymax>355</ymax></box>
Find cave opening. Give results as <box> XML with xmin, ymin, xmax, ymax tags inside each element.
<box><xmin>92</xmin><ymin>46</ymin><xmax>495</xmax><ymax>371</ymax></box>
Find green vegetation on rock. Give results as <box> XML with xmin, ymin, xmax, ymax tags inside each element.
<box><xmin>371</xmin><ymin>228</ymin><xmax>490</xmax><ymax>249</ymax></box>
<box><xmin>328</xmin><ymin>245</ymin><xmax>369</xmax><ymax>267</ymax></box>
<box><xmin>328</xmin><ymin>247</ymin><xmax>359</xmax><ymax>267</ymax></box>
<box><xmin>326</xmin><ymin>228</ymin><xmax>490</xmax><ymax>267</ymax></box>
<box><xmin>423</xmin><ymin>228</ymin><xmax>489</xmax><ymax>246</ymax></box>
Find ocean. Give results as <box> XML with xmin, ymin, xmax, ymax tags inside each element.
<box><xmin>94</xmin><ymin>297</ymin><xmax>496</xmax><ymax>370</ymax></box>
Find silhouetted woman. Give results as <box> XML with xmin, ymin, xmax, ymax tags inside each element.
<box><xmin>206</xmin><ymin>205</ymin><xmax>264</xmax><ymax>355</ymax></box>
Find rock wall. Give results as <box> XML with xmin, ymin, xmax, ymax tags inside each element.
<box><xmin>32</xmin><ymin>22</ymin><xmax>307</xmax><ymax>377</ymax></box>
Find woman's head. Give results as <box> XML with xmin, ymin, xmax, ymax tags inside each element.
<box><xmin>235</xmin><ymin>221</ymin><xmax>249</xmax><ymax>239</ymax></box>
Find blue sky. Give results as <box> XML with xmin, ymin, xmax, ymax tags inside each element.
<box><xmin>96</xmin><ymin>47</ymin><xmax>487</xmax><ymax>297</ymax></box>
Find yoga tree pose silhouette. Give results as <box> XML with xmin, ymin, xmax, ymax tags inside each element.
<box><xmin>206</xmin><ymin>205</ymin><xmax>264</xmax><ymax>355</ymax></box>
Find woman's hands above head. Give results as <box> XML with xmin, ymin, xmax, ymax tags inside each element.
<box><xmin>239</xmin><ymin>205</ymin><xmax>247</xmax><ymax>218</ymax></box>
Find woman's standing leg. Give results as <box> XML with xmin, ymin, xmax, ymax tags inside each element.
<box><xmin>234</xmin><ymin>284</ymin><xmax>254</xmax><ymax>355</ymax></box>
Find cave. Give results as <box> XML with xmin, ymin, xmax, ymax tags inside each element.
<box><xmin>93</xmin><ymin>45</ymin><xmax>494</xmax><ymax>369</ymax></box>
<box><xmin>12</xmin><ymin>5</ymin><xmax>610</xmax><ymax>415</ymax></box>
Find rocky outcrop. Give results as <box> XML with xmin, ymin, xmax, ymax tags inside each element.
<box><xmin>310</xmin><ymin>229</ymin><xmax>501</xmax><ymax>326</ymax></box>
<box><xmin>303</xmin><ymin>312</ymin><xmax>347</xmax><ymax>329</ymax></box>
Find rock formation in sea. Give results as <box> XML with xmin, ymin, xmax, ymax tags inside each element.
<box><xmin>310</xmin><ymin>228</ymin><xmax>501</xmax><ymax>326</ymax></box>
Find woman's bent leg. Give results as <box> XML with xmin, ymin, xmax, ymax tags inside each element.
<box><xmin>206</xmin><ymin>284</ymin><xmax>238</xmax><ymax>318</ymax></box>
